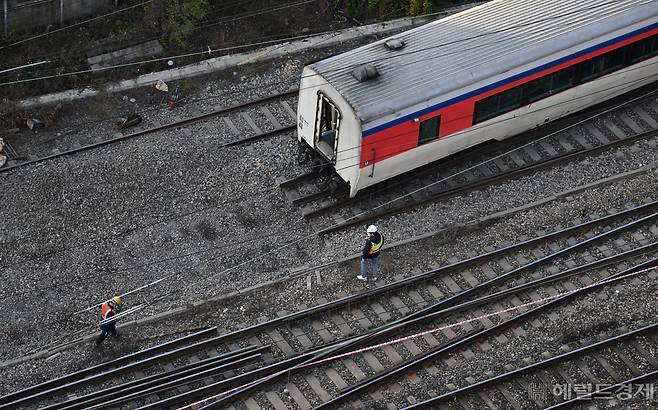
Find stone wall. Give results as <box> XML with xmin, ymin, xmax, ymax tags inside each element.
<box><xmin>3</xmin><ymin>0</ymin><xmax>115</xmax><ymax>34</ymax></box>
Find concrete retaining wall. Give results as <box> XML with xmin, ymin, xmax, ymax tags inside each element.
<box><xmin>18</xmin><ymin>16</ymin><xmax>430</xmax><ymax>108</ymax></box>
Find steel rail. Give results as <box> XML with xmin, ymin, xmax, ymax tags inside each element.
<box><xmin>545</xmin><ymin>369</ymin><xmax>658</xmax><ymax>408</ymax></box>
<box><xmin>223</xmin><ymin>256</ymin><xmax>658</xmax><ymax>410</ymax></box>
<box><xmin>136</xmin><ymin>350</ymin><xmax>322</xmax><ymax>410</ymax></box>
<box><xmin>44</xmin><ymin>345</ymin><xmax>268</xmax><ymax>410</ymax></box>
<box><xmin>136</xmin><ymin>200</ymin><xmax>653</xmax><ymax>372</ymax></box>
<box><xmin>292</xmin><ymin>188</ymin><xmax>334</xmax><ymax>206</ymax></box>
<box><xmin>418</xmin><ymin>241</ymin><xmax>658</xmax><ymax>321</ymax></box>
<box><xmin>395</xmin><ymin>211</ymin><xmax>658</xmax><ymax>325</ymax></box>
<box><xmin>312</xmin><ymin>245</ymin><xmax>658</xmax><ymax>408</ymax></box>
<box><xmin>85</xmin><ymin>351</ymin><xmax>265</xmax><ymax>410</ymax></box>
<box><xmin>277</xmin><ymin>170</ymin><xmax>321</xmax><ymax>189</ymax></box>
<box><xmin>404</xmin><ymin>320</ymin><xmax>658</xmax><ymax>409</ymax></box>
<box><xmin>179</xmin><ymin>200</ymin><xmax>656</xmax><ymax>363</ymax></box>
<box><xmin>0</xmin><ymin>89</ymin><xmax>298</xmax><ymax>174</ymax></box>
<box><xmin>317</xmin><ymin>127</ymin><xmax>658</xmax><ymax>235</ymax></box>
<box><xmin>26</xmin><ymin>193</ymin><xmax>631</xmax><ymax>408</ymax></box>
<box><xmin>148</xmin><ymin>334</ymin><xmax>370</xmax><ymax>410</ymax></box>
<box><xmin>2</xmin><ymin>330</ymin><xmax>234</xmax><ymax>409</ymax></box>
<box><xmin>300</xmin><ymin>94</ymin><xmax>642</xmax><ymax>220</ymax></box>
<box><xmin>221</xmin><ymin>124</ymin><xmax>296</xmax><ymax>147</ymax></box>
<box><xmin>304</xmin><ymin>211</ymin><xmax>658</xmax><ymax>375</ymax></box>
<box><xmin>0</xmin><ymin>326</ymin><xmax>216</xmax><ymax>407</ymax></box>
<box><xmin>20</xmin><ymin>204</ymin><xmax>653</xmax><ymax>409</ymax></box>
<box><xmin>194</xmin><ymin>338</ymin><xmax>365</xmax><ymax>410</ymax></box>
<box><xmin>209</xmin><ymin>211</ymin><xmax>658</xmax><ymax>408</ymax></box>
<box><xmin>283</xmin><ymin>201</ymin><xmax>658</xmax><ymax>324</ymax></box>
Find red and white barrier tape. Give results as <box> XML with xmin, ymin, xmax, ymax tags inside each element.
<box><xmin>178</xmin><ymin>264</ymin><xmax>658</xmax><ymax>409</ymax></box>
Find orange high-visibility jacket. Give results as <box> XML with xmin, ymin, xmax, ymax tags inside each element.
<box><xmin>100</xmin><ymin>302</ymin><xmax>114</xmax><ymax>319</ymax></box>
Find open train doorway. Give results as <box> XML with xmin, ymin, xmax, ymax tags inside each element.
<box><xmin>314</xmin><ymin>93</ymin><xmax>340</xmax><ymax>162</ymax></box>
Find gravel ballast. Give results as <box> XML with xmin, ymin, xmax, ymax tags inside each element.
<box><xmin>0</xmin><ymin>33</ymin><xmax>657</xmax><ymax>402</ymax></box>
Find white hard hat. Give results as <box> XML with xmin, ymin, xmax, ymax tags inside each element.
<box><xmin>367</xmin><ymin>225</ymin><xmax>378</xmax><ymax>233</ymax></box>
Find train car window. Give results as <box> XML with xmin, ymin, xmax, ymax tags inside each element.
<box><xmin>628</xmin><ymin>35</ymin><xmax>658</xmax><ymax>63</ymax></box>
<box><xmin>580</xmin><ymin>55</ymin><xmax>605</xmax><ymax>82</ymax></box>
<box><xmin>551</xmin><ymin>66</ymin><xmax>576</xmax><ymax>93</ymax></box>
<box><xmin>627</xmin><ymin>39</ymin><xmax>648</xmax><ymax>63</ymax></box>
<box><xmin>498</xmin><ymin>88</ymin><xmax>522</xmax><ymax>111</ymax></box>
<box><xmin>601</xmin><ymin>48</ymin><xmax>625</xmax><ymax>74</ymax></box>
<box><xmin>474</xmin><ymin>33</ymin><xmax>656</xmax><ymax>126</ymax></box>
<box><xmin>523</xmin><ymin>77</ymin><xmax>551</xmax><ymax>103</ymax></box>
<box><xmin>418</xmin><ymin>116</ymin><xmax>441</xmax><ymax>145</ymax></box>
<box><xmin>474</xmin><ymin>95</ymin><xmax>498</xmax><ymax>123</ymax></box>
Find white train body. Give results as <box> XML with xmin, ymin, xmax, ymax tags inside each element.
<box><xmin>297</xmin><ymin>0</ymin><xmax>658</xmax><ymax>197</ymax></box>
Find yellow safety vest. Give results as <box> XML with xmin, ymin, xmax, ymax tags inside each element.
<box><xmin>368</xmin><ymin>234</ymin><xmax>384</xmax><ymax>254</ymax></box>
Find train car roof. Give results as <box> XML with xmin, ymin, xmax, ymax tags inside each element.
<box><xmin>308</xmin><ymin>0</ymin><xmax>658</xmax><ymax>124</ymax></box>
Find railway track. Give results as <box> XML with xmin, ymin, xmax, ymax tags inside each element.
<box><xmin>280</xmin><ymin>87</ymin><xmax>658</xmax><ymax>235</ymax></box>
<box><xmin>218</xmin><ymin>208</ymin><xmax>657</xmax><ymax>410</ymax></box>
<box><xmin>403</xmin><ymin>320</ymin><xmax>658</xmax><ymax>409</ymax></box>
<box><xmin>0</xmin><ymin>89</ymin><xmax>299</xmax><ymax>173</ymax></box>
<box><xmin>3</xmin><ymin>198</ymin><xmax>656</xmax><ymax>409</ymax></box>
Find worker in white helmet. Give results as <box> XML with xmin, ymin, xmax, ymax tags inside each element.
<box><xmin>357</xmin><ymin>225</ymin><xmax>384</xmax><ymax>281</ymax></box>
<box><xmin>96</xmin><ymin>296</ymin><xmax>122</xmax><ymax>347</ymax></box>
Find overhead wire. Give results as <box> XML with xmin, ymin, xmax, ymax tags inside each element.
<box><xmin>0</xmin><ymin>4</ymin><xmax>386</xmax><ymax>257</ymax></box>
<box><xmin>3</xmin><ymin>0</ymin><xmax>657</xmax><ymax>344</ymax></box>
<box><xmin>179</xmin><ymin>264</ymin><xmax>658</xmax><ymax>409</ymax></box>
<box><xmin>0</xmin><ymin>0</ymin><xmax>641</xmax><ymax>87</ymax></box>
<box><xmin>10</xmin><ymin>59</ymin><xmax>655</xmax><ymax>364</ymax></box>
<box><xmin>0</xmin><ymin>32</ymin><xmax>330</xmax><ymax>87</ymax></box>
<box><xmin>3</xmin><ymin>60</ymin><xmax>657</xmax><ymax>279</ymax></box>
<box><xmin>0</xmin><ymin>1</ymin><xmax>427</xmax><ymax>134</ymax></box>
<box><xmin>77</xmin><ymin>76</ymin><xmax>658</xmax><ymax>316</ymax></box>
<box><xmin>9</xmin><ymin>219</ymin><xmax>304</xmax><ymax>302</ymax></box>
<box><xmin>0</xmin><ymin>16</ymin><xmax>620</xmax><ymax>247</ymax></box>
<box><xmin>0</xmin><ymin>0</ymin><xmax>327</xmax><ymax>73</ymax></box>
<box><xmin>187</xmin><ymin>0</ymin><xmax>321</xmax><ymax>30</ymax></box>
<box><xmin>294</xmin><ymin>0</ymin><xmax>658</xmax><ymax>82</ymax></box>
<box><xmin>330</xmin><ymin>64</ymin><xmax>658</xmax><ymax>165</ymax></box>
<box><xmin>0</xmin><ymin>0</ymin><xmax>326</xmax><ymax>83</ymax></box>
<box><xmin>2</xmin><ymin>44</ymin><xmax>656</xmax><ymax>258</ymax></box>
<box><xmin>2</xmin><ymin>0</ymin><xmax>645</xmax><ymax>144</ymax></box>
<box><xmin>0</xmin><ymin>4</ymin><xmax>413</xmax><ymax>262</ymax></box>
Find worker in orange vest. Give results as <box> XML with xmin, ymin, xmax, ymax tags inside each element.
<box><xmin>96</xmin><ymin>296</ymin><xmax>121</xmax><ymax>346</ymax></box>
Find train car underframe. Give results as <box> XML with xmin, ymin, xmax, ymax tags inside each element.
<box><xmin>296</xmin><ymin>138</ymin><xmax>348</xmax><ymax>197</ymax></box>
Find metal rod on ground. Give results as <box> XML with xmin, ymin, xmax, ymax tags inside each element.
<box><xmin>314</xmin><ymin>257</ymin><xmax>658</xmax><ymax>409</ymax></box>
<box><xmin>98</xmin><ymin>304</ymin><xmax>144</xmax><ymax>325</ymax></box>
<box><xmin>208</xmin><ymin>211</ymin><xmax>658</xmax><ymax>407</ymax></box>
<box><xmin>0</xmin><ymin>327</ymin><xmax>217</xmax><ymax>408</ymax></box>
<box><xmin>84</xmin><ymin>352</ymin><xmax>266</xmax><ymax>410</ymax></box>
<box><xmin>311</xmin><ymin>210</ymin><xmax>658</xmax><ymax>365</ymax></box>
<box><xmin>43</xmin><ymin>346</ymin><xmax>266</xmax><ymax>410</ymax></box>
<box><xmin>136</xmin><ymin>352</ymin><xmax>320</xmax><ymax>410</ymax></box>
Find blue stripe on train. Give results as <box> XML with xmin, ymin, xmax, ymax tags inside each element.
<box><xmin>362</xmin><ymin>22</ymin><xmax>658</xmax><ymax>137</ymax></box>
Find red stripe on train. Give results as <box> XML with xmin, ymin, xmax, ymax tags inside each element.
<box><xmin>358</xmin><ymin>27</ymin><xmax>658</xmax><ymax>168</ymax></box>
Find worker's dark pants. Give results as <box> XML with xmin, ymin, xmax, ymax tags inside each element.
<box><xmin>96</xmin><ymin>322</ymin><xmax>117</xmax><ymax>346</ymax></box>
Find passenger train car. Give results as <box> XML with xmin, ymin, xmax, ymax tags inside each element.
<box><xmin>296</xmin><ymin>0</ymin><xmax>658</xmax><ymax>197</ymax></box>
